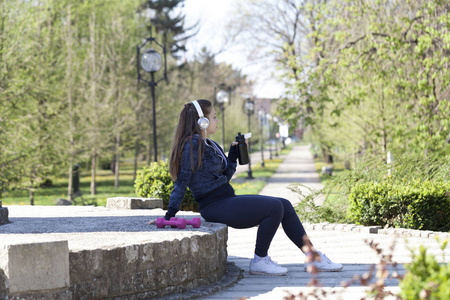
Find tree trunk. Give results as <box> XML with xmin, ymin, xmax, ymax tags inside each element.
<box><xmin>66</xmin><ymin>4</ymin><xmax>75</xmax><ymax>202</ymax></box>
<box><xmin>133</xmin><ymin>137</ymin><xmax>140</xmax><ymax>181</ymax></box>
<box><xmin>67</xmin><ymin>164</ymin><xmax>73</xmax><ymax>201</ymax></box>
<box><xmin>90</xmin><ymin>153</ymin><xmax>97</xmax><ymax>196</ymax></box>
<box><xmin>29</xmin><ymin>188</ymin><xmax>34</xmax><ymax>206</ymax></box>
<box><xmin>321</xmin><ymin>146</ymin><xmax>333</xmax><ymax>164</ymax></box>
<box><xmin>114</xmin><ymin>133</ymin><xmax>120</xmax><ymax>189</ymax></box>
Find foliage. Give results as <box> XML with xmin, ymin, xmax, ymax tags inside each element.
<box><xmin>142</xmin><ymin>0</ymin><xmax>196</xmax><ymax>56</ymax></box>
<box><xmin>0</xmin><ymin>0</ymin><xmax>254</xmax><ymax>202</ymax></box>
<box><xmin>289</xmin><ymin>183</ymin><xmax>347</xmax><ymax>223</ymax></box>
<box><xmin>320</xmin><ymin>151</ymin><xmax>450</xmax><ymax>223</ymax></box>
<box><xmin>399</xmin><ymin>240</ymin><xmax>450</xmax><ymax>300</ymax></box>
<box><xmin>348</xmin><ymin>179</ymin><xmax>450</xmax><ymax>231</ymax></box>
<box><xmin>263</xmin><ymin>0</ymin><xmax>450</xmax><ymax>162</ymax></box>
<box><xmin>134</xmin><ymin>161</ymin><xmax>197</xmax><ymax>211</ymax></box>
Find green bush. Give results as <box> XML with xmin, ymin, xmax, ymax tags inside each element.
<box><xmin>399</xmin><ymin>241</ymin><xmax>450</xmax><ymax>299</ymax></box>
<box><xmin>134</xmin><ymin>161</ymin><xmax>197</xmax><ymax>212</ymax></box>
<box><xmin>348</xmin><ymin>179</ymin><xmax>450</xmax><ymax>231</ymax></box>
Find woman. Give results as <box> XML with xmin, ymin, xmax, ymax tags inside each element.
<box><xmin>165</xmin><ymin>99</ymin><xmax>343</xmax><ymax>275</ymax></box>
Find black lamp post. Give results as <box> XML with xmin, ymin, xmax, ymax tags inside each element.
<box><xmin>258</xmin><ymin>110</ymin><xmax>265</xmax><ymax>167</ymax></box>
<box><xmin>244</xmin><ymin>97</ymin><xmax>254</xmax><ymax>179</ymax></box>
<box><xmin>137</xmin><ymin>32</ymin><xmax>167</xmax><ymax>162</ymax></box>
<box><xmin>215</xmin><ymin>88</ymin><xmax>229</xmax><ymax>148</ymax></box>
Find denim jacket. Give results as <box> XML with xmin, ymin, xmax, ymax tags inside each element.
<box><xmin>166</xmin><ymin>134</ymin><xmax>238</xmax><ymax>218</ymax></box>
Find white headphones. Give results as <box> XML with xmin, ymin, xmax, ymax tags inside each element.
<box><xmin>191</xmin><ymin>100</ymin><xmax>210</xmax><ymax>130</ymax></box>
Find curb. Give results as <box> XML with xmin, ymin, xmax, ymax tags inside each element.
<box><xmin>302</xmin><ymin>222</ymin><xmax>450</xmax><ymax>240</ymax></box>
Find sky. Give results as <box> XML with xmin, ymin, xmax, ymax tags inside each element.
<box><xmin>181</xmin><ymin>0</ymin><xmax>285</xmax><ymax>98</ymax></box>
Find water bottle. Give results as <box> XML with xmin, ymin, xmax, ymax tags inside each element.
<box><xmin>235</xmin><ymin>132</ymin><xmax>250</xmax><ymax>165</ymax></box>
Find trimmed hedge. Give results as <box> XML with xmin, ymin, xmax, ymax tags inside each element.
<box><xmin>348</xmin><ymin>179</ymin><xmax>450</xmax><ymax>231</ymax></box>
<box><xmin>134</xmin><ymin>161</ymin><xmax>198</xmax><ymax>212</ymax></box>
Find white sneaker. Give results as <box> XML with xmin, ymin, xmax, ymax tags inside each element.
<box><xmin>249</xmin><ymin>256</ymin><xmax>288</xmax><ymax>276</ymax></box>
<box><xmin>304</xmin><ymin>251</ymin><xmax>343</xmax><ymax>272</ymax></box>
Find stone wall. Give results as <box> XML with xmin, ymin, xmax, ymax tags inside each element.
<box><xmin>69</xmin><ymin>226</ymin><xmax>228</xmax><ymax>299</ymax></box>
<box><xmin>0</xmin><ymin>223</ymin><xmax>228</xmax><ymax>299</ymax></box>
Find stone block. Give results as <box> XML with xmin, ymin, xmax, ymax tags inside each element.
<box><xmin>420</xmin><ymin>231</ymin><xmax>434</xmax><ymax>238</ymax></box>
<box><xmin>0</xmin><ymin>241</ymin><xmax>69</xmax><ymax>294</ymax></box>
<box><xmin>56</xmin><ymin>199</ymin><xmax>72</xmax><ymax>206</ymax></box>
<box><xmin>106</xmin><ymin>197</ymin><xmax>163</xmax><ymax>210</ymax></box>
<box><xmin>321</xmin><ymin>166</ymin><xmax>333</xmax><ymax>176</ymax></box>
<box><xmin>0</xmin><ymin>207</ymin><xmax>8</xmax><ymax>225</ymax></box>
<box><xmin>368</xmin><ymin>226</ymin><xmax>382</xmax><ymax>234</ymax></box>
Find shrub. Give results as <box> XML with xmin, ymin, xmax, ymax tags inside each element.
<box><xmin>289</xmin><ymin>183</ymin><xmax>347</xmax><ymax>223</ymax></box>
<box><xmin>323</xmin><ymin>152</ymin><xmax>450</xmax><ymax>205</ymax></box>
<box><xmin>134</xmin><ymin>161</ymin><xmax>197</xmax><ymax>212</ymax></box>
<box><xmin>399</xmin><ymin>240</ymin><xmax>450</xmax><ymax>299</ymax></box>
<box><xmin>348</xmin><ymin>179</ymin><xmax>450</xmax><ymax>231</ymax></box>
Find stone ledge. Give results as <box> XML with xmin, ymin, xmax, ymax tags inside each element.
<box><xmin>0</xmin><ymin>206</ymin><xmax>229</xmax><ymax>299</ymax></box>
<box><xmin>106</xmin><ymin>197</ymin><xmax>163</xmax><ymax>209</ymax></box>
<box><xmin>0</xmin><ymin>224</ymin><xmax>228</xmax><ymax>299</ymax></box>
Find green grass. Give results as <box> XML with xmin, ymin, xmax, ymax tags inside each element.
<box><xmin>2</xmin><ymin>146</ymin><xmax>294</xmax><ymax>207</ymax></box>
<box><xmin>231</xmin><ymin>179</ymin><xmax>268</xmax><ymax>195</ymax></box>
<box><xmin>231</xmin><ymin>158</ymin><xmax>284</xmax><ymax>194</ymax></box>
<box><xmin>313</xmin><ymin>158</ymin><xmax>346</xmax><ymax>184</ymax></box>
<box><xmin>231</xmin><ymin>144</ymin><xmax>294</xmax><ymax>195</ymax></box>
<box><xmin>2</xmin><ymin>160</ymin><xmax>146</xmax><ymax>207</ymax></box>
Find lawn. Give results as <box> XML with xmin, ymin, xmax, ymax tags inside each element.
<box><xmin>2</xmin><ymin>145</ymin><xmax>293</xmax><ymax>207</ymax></box>
<box><xmin>2</xmin><ymin>160</ymin><xmax>145</xmax><ymax>207</ymax></box>
<box><xmin>232</xmin><ymin>157</ymin><xmax>285</xmax><ymax>195</ymax></box>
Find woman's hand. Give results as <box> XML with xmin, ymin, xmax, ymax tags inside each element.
<box><xmin>146</xmin><ymin>219</ymin><xmax>156</xmax><ymax>225</ymax></box>
<box><xmin>231</xmin><ymin>140</ymin><xmax>248</xmax><ymax>146</ymax></box>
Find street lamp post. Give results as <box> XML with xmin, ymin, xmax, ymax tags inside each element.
<box><xmin>258</xmin><ymin>110</ymin><xmax>265</xmax><ymax>167</ymax></box>
<box><xmin>215</xmin><ymin>89</ymin><xmax>229</xmax><ymax>148</ymax></box>
<box><xmin>137</xmin><ymin>32</ymin><xmax>167</xmax><ymax>162</ymax></box>
<box><xmin>273</xmin><ymin>117</ymin><xmax>280</xmax><ymax>157</ymax></box>
<box><xmin>266</xmin><ymin>114</ymin><xmax>273</xmax><ymax>160</ymax></box>
<box><xmin>244</xmin><ymin>98</ymin><xmax>254</xmax><ymax>179</ymax></box>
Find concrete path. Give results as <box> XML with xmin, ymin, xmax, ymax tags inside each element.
<box><xmin>201</xmin><ymin>144</ymin><xmax>450</xmax><ymax>300</ymax></box>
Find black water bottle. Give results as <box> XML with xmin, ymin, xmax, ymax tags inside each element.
<box><xmin>235</xmin><ymin>132</ymin><xmax>250</xmax><ymax>165</ymax></box>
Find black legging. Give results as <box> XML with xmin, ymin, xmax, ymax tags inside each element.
<box><xmin>199</xmin><ymin>194</ymin><xmax>307</xmax><ymax>257</ymax></box>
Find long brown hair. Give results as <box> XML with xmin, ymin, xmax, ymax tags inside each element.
<box><xmin>169</xmin><ymin>99</ymin><xmax>212</xmax><ymax>180</ymax></box>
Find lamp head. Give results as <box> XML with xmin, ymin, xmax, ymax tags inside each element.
<box><xmin>244</xmin><ymin>101</ymin><xmax>254</xmax><ymax>113</ymax></box>
<box><xmin>215</xmin><ymin>89</ymin><xmax>229</xmax><ymax>104</ymax></box>
<box><xmin>140</xmin><ymin>48</ymin><xmax>162</xmax><ymax>72</ymax></box>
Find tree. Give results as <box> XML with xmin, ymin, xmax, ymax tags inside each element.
<box><xmin>141</xmin><ymin>0</ymin><xmax>198</xmax><ymax>56</ymax></box>
<box><xmin>237</xmin><ymin>0</ymin><xmax>450</xmax><ymax>163</ymax></box>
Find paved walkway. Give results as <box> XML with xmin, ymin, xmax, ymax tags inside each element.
<box><xmin>200</xmin><ymin>144</ymin><xmax>450</xmax><ymax>300</ymax></box>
